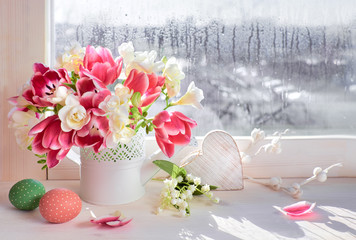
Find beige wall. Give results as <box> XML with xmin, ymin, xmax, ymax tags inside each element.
<box><xmin>1</xmin><ymin>0</ymin><xmax>47</xmax><ymax>181</ymax></box>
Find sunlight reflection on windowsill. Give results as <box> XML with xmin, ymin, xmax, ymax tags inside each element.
<box><xmin>208</xmin><ymin>206</ymin><xmax>356</xmax><ymax>240</ymax></box>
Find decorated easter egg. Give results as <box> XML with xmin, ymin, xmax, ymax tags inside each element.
<box><xmin>8</xmin><ymin>179</ymin><xmax>46</xmax><ymax>210</ymax></box>
<box><xmin>39</xmin><ymin>188</ymin><xmax>82</xmax><ymax>223</ymax></box>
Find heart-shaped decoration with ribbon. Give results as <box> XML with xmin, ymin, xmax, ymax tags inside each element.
<box><xmin>180</xmin><ymin>130</ymin><xmax>244</xmax><ymax>190</ymax></box>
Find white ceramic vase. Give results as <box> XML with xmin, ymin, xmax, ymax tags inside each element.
<box><xmin>80</xmin><ymin>130</ymin><xmax>147</xmax><ymax>205</ymax></box>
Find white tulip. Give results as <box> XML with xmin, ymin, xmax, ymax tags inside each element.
<box><xmin>9</xmin><ymin>110</ymin><xmax>41</xmax><ymax>149</ymax></box>
<box><xmin>114</xmin><ymin>83</ymin><xmax>133</xmax><ymax>102</ymax></box>
<box><xmin>118</xmin><ymin>41</ymin><xmax>164</xmax><ymax>75</ymax></box>
<box><xmin>48</xmin><ymin>85</ymin><xmax>72</xmax><ymax>106</ymax></box>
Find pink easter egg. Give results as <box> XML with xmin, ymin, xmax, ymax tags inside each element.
<box><xmin>39</xmin><ymin>188</ymin><xmax>82</xmax><ymax>223</ymax></box>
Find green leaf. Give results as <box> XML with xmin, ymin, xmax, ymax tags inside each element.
<box><xmin>54</xmin><ymin>104</ymin><xmax>63</xmax><ymax>114</ymax></box>
<box><xmin>71</xmin><ymin>71</ymin><xmax>80</xmax><ymax>84</ymax></box>
<box><xmin>63</xmin><ymin>83</ymin><xmax>77</xmax><ymax>92</ymax></box>
<box><xmin>153</xmin><ymin>160</ymin><xmax>186</xmax><ymax>178</ymax></box>
<box><xmin>37</xmin><ymin>159</ymin><xmax>46</xmax><ymax>164</ymax></box>
<box><xmin>26</xmin><ymin>105</ymin><xmax>39</xmax><ymax>113</ymax></box>
<box><xmin>131</xmin><ymin>92</ymin><xmax>142</xmax><ymax>108</ymax></box>
<box><xmin>141</xmin><ymin>102</ymin><xmax>154</xmax><ymax>113</ymax></box>
<box><xmin>41</xmin><ymin>164</ymin><xmax>48</xmax><ymax>170</ymax></box>
<box><xmin>35</xmin><ymin>153</ymin><xmax>46</xmax><ymax>158</ymax></box>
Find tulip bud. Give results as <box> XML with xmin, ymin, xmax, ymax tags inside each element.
<box><xmin>131</xmin><ymin>92</ymin><xmax>142</xmax><ymax>108</ymax></box>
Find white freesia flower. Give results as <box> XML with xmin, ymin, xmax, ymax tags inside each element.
<box><xmin>106</xmin><ymin>126</ymin><xmax>136</xmax><ymax>147</ymax></box>
<box><xmin>48</xmin><ymin>86</ymin><xmax>72</xmax><ymax>106</ymax></box>
<box><xmin>114</xmin><ymin>83</ymin><xmax>133</xmax><ymax>102</ymax></box>
<box><xmin>58</xmin><ymin>94</ymin><xmax>90</xmax><ymax>132</ymax></box>
<box><xmin>172</xmin><ymin>82</ymin><xmax>204</xmax><ymax>109</ymax></box>
<box><xmin>118</xmin><ymin>42</ymin><xmax>135</xmax><ymax>65</ymax></box>
<box><xmin>163</xmin><ymin>57</ymin><xmax>185</xmax><ymax>98</ymax></box>
<box><xmin>99</xmin><ymin>95</ymin><xmax>130</xmax><ymax>115</ymax></box>
<box><xmin>251</xmin><ymin>128</ymin><xmax>265</xmax><ymax>143</ymax></box>
<box><xmin>98</xmin><ymin>85</ymin><xmax>136</xmax><ymax>147</ymax></box>
<box><xmin>55</xmin><ymin>43</ymin><xmax>85</xmax><ymax>74</ymax></box>
<box><xmin>9</xmin><ymin>110</ymin><xmax>41</xmax><ymax>149</ymax></box>
<box><xmin>118</xmin><ymin>41</ymin><xmax>164</xmax><ymax>76</ymax></box>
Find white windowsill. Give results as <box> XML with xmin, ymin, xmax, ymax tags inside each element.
<box><xmin>1</xmin><ymin>178</ymin><xmax>355</xmax><ymax>239</ymax></box>
<box><xmin>48</xmin><ymin>135</ymin><xmax>356</xmax><ymax>180</ymax></box>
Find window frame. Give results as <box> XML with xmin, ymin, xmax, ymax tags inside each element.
<box><xmin>2</xmin><ymin>0</ymin><xmax>354</xmax><ymax>181</ymax></box>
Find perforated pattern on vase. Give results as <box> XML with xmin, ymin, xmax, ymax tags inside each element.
<box><xmin>81</xmin><ymin>130</ymin><xmax>145</xmax><ymax>162</ymax></box>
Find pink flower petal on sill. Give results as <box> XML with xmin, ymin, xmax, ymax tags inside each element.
<box><xmin>91</xmin><ymin>215</ymin><xmax>120</xmax><ymax>224</ymax></box>
<box><xmin>105</xmin><ymin>218</ymin><xmax>133</xmax><ymax>227</ymax></box>
<box><xmin>90</xmin><ymin>212</ymin><xmax>133</xmax><ymax>228</ymax></box>
<box><xmin>277</xmin><ymin>201</ymin><xmax>316</xmax><ymax>216</ymax></box>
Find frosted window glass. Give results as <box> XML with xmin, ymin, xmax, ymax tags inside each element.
<box><xmin>53</xmin><ymin>0</ymin><xmax>356</xmax><ymax>135</ymax></box>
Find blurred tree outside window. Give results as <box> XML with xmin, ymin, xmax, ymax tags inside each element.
<box><xmin>52</xmin><ymin>0</ymin><xmax>356</xmax><ymax>136</ymax></box>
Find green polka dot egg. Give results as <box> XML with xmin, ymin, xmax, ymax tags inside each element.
<box><xmin>9</xmin><ymin>179</ymin><xmax>46</xmax><ymax>211</ymax></box>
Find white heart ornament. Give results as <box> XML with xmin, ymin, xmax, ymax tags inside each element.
<box><xmin>180</xmin><ymin>130</ymin><xmax>244</xmax><ymax>190</ymax></box>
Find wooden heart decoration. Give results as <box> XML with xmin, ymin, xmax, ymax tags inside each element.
<box><xmin>180</xmin><ymin>130</ymin><xmax>244</xmax><ymax>190</ymax></box>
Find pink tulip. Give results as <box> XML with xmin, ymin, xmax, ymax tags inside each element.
<box><xmin>74</xmin><ymin>115</ymin><xmax>109</xmax><ymax>153</ymax></box>
<box><xmin>153</xmin><ymin>111</ymin><xmax>197</xmax><ymax>158</ymax></box>
<box><xmin>79</xmin><ymin>89</ymin><xmax>111</xmax><ymax>116</ymax></box>
<box><xmin>29</xmin><ymin>115</ymin><xmax>74</xmax><ymax>168</ymax></box>
<box><xmin>124</xmin><ymin>69</ymin><xmax>165</xmax><ymax>107</ymax></box>
<box><xmin>72</xmin><ymin>88</ymin><xmax>111</xmax><ymax>153</ymax></box>
<box><xmin>76</xmin><ymin>66</ymin><xmax>109</xmax><ymax>96</ymax></box>
<box><xmin>22</xmin><ymin>63</ymin><xmax>71</xmax><ymax>107</ymax></box>
<box><xmin>83</xmin><ymin>45</ymin><xmax>123</xmax><ymax>86</ymax></box>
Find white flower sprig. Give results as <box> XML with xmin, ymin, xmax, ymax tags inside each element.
<box><xmin>240</xmin><ymin>128</ymin><xmax>288</xmax><ymax>164</ymax></box>
<box><xmin>243</xmin><ymin>128</ymin><xmax>343</xmax><ymax>199</ymax></box>
<box><xmin>281</xmin><ymin>163</ymin><xmax>343</xmax><ymax>198</ymax></box>
<box><xmin>153</xmin><ymin>160</ymin><xmax>219</xmax><ymax>217</ymax></box>
<box><xmin>246</xmin><ymin>163</ymin><xmax>342</xmax><ymax>198</ymax></box>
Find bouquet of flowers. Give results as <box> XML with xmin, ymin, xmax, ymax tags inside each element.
<box><xmin>8</xmin><ymin>42</ymin><xmax>204</xmax><ymax>169</ymax></box>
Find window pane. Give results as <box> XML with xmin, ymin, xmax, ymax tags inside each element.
<box><xmin>53</xmin><ymin>0</ymin><xmax>356</xmax><ymax>135</ymax></box>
